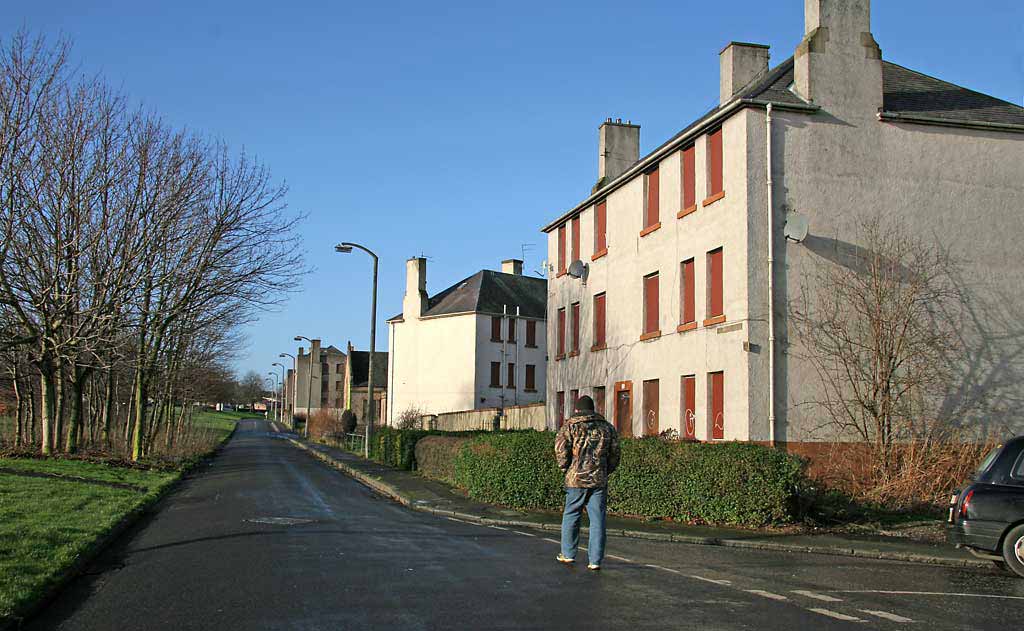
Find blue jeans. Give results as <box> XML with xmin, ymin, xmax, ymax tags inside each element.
<box><xmin>560</xmin><ymin>487</ymin><xmax>607</xmax><ymax>565</ymax></box>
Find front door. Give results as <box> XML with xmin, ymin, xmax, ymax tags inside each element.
<box><xmin>614</xmin><ymin>381</ymin><xmax>633</xmax><ymax>438</ymax></box>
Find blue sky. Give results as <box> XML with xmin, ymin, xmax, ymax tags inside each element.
<box><xmin>4</xmin><ymin>1</ymin><xmax>1021</xmax><ymax>382</ymax></box>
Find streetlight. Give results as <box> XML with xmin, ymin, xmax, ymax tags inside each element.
<box><xmin>272</xmin><ymin>362</ymin><xmax>287</xmax><ymax>424</ymax></box>
<box><xmin>279</xmin><ymin>352</ymin><xmax>296</xmax><ymax>428</ymax></box>
<box><xmin>335</xmin><ymin>241</ymin><xmax>378</xmax><ymax>459</ymax></box>
<box><xmin>294</xmin><ymin>335</ymin><xmax>317</xmax><ymax>438</ymax></box>
<box><xmin>267</xmin><ymin>372</ymin><xmax>280</xmax><ymax>425</ymax></box>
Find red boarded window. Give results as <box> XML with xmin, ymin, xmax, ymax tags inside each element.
<box><xmin>593</xmin><ymin>293</ymin><xmax>606</xmax><ymax>349</ymax></box>
<box><xmin>525</xmin><ymin>364</ymin><xmax>536</xmax><ymax>391</ymax></box>
<box><xmin>556</xmin><ymin>391</ymin><xmax>565</xmax><ymax>428</ymax></box>
<box><xmin>708</xmin><ymin>128</ymin><xmax>723</xmax><ymax>198</ymax></box>
<box><xmin>682</xmin><ymin>145</ymin><xmax>696</xmax><ymax>211</ymax></box>
<box><xmin>680</xmin><ymin>258</ymin><xmax>695</xmax><ymax>325</ymax></box>
<box><xmin>593</xmin><ymin>386</ymin><xmax>606</xmax><ymax>417</ymax></box>
<box><xmin>491</xmin><ymin>316</ymin><xmax>502</xmax><ymax>342</ymax></box>
<box><xmin>507</xmin><ymin>317</ymin><xmax>516</xmax><ymax>343</ymax></box>
<box><xmin>571</xmin><ymin>215</ymin><xmax>580</xmax><ymax>263</ymax></box>
<box><xmin>557</xmin><ymin>225</ymin><xmax>567</xmax><ymax>274</ymax></box>
<box><xmin>489</xmin><ymin>362</ymin><xmax>501</xmax><ymax>388</ymax></box>
<box><xmin>642</xmin><ymin>379</ymin><xmax>659</xmax><ymax>436</ymax></box>
<box><xmin>709</xmin><ymin>371</ymin><xmax>724</xmax><ymax>439</ymax></box>
<box><xmin>707</xmin><ymin>248</ymin><xmax>723</xmax><ymax>318</ymax></box>
<box><xmin>570</xmin><ymin>302</ymin><xmax>580</xmax><ymax>353</ymax></box>
<box><xmin>557</xmin><ymin>308</ymin><xmax>566</xmax><ymax>357</ymax></box>
<box><xmin>681</xmin><ymin>375</ymin><xmax>696</xmax><ymax>439</ymax></box>
<box><xmin>643</xmin><ymin>272</ymin><xmax>659</xmax><ymax>335</ymax></box>
<box><xmin>645</xmin><ymin>166</ymin><xmax>660</xmax><ymax>229</ymax></box>
<box><xmin>507</xmin><ymin>362</ymin><xmax>516</xmax><ymax>388</ymax></box>
<box><xmin>526</xmin><ymin>320</ymin><xmax>537</xmax><ymax>347</ymax></box>
<box><xmin>571</xmin><ymin>389</ymin><xmax>579</xmax><ymax>413</ymax></box>
<box><xmin>594</xmin><ymin>200</ymin><xmax>607</xmax><ymax>254</ymax></box>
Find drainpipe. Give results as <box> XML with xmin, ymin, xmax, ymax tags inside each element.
<box><xmin>765</xmin><ymin>103</ymin><xmax>776</xmax><ymax>447</ymax></box>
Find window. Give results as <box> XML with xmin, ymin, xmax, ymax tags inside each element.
<box><xmin>557</xmin><ymin>308</ymin><xmax>566</xmax><ymax>357</ymax></box>
<box><xmin>679</xmin><ymin>258</ymin><xmax>695</xmax><ymax>330</ymax></box>
<box><xmin>489</xmin><ymin>362</ymin><xmax>501</xmax><ymax>388</ymax></box>
<box><xmin>507</xmin><ymin>362</ymin><xmax>516</xmax><ymax>389</ymax></box>
<box><xmin>526</xmin><ymin>320</ymin><xmax>537</xmax><ymax>348</ymax></box>
<box><xmin>571</xmin><ymin>389</ymin><xmax>579</xmax><ymax>415</ymax></box>
<box><xmin>593</xmin><ymin>386</ymin><xmax>606</xmax><ymax>417</ymax></box>
<box><xmin>594</xmin><ymin>200</ymin><xmax>607</xmax><ymax>258</ymax></box>
<box><xmin>680</xmin><ymin>144</ymin><xmax>696</xmax><ymax>216</ymax></box>
<box><xmin>557</xmin><ymin>224</ymin><xmax>567</xmax><ymax>274</ymax></box>
<box><xmin>681</xmin><ymin>375</ymin><xmax>696</xmax><ymax>440</ymax></box>
<box><xmin>571</xmin><ymin>215</ymin><xmax>580</xmax><ymax>263</ymax></box>
<box><xmin>709</xmin><ymin>371</ymin><xmax>724</xmax><ymax>439</ymax></box>
<box><xmin>705</xmin><ymin>248</ymin><xmax>724</xmax><ymax>324</ymax></box>
<box><xmin>556</xmin><ymin>391</ymin><xmax>565</xmax><ymax>428</ymax></box>
<box><xmin>570</xmin><ymin>302</ymin><xmax>580</xmax><ymax>354</ymax></box>
<box><xmin>642</xmin><ymin>166</ymin><xmax>660</xmax><ymax>234</ymax></box>
<box><xmin>642</xmin><ymin>379</ymin><xmax>659</xmax><ymax>436</ymax></box>
<box><xmin>507</xmin><ymin>317</ymin><xmax>516</xmax><ymax>343</ymax></box>
<box><xmin>491</xmin><ymin>316</ymin><xmax>502</xmax><ymax>342</ymax></box>
<box><xmin>525</xmin><ymin>364</ymin><xmax>537</xmax><ymax>391</ymax></box>
<box><xmin>592</xmin><ymin>293</ymin><xmax>606</xmax><ymax>350</ymax></box>
<box><xmin>642</xmin><ymin>272</ymin><xmax>660</xmax><ymax>339</ymax></box>
<box><xmin>704</xmin><ymin>128</ymin><xmax>724</xmax><ymax>205</ymax></box>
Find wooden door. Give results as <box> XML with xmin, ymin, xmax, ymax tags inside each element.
<box><xmin>642</xmin><ymin>379</ymin><xmax>659</xmax><ymax>436</ymax></box>
<box><xmin>614</xmin><ymin>381</ymin><xmax>632</xmax><ymax>438</ymax></box>
<box><xmin>710</xmin><ymin>372</ymin><xmax>724</xmax><ymax>440</ymax></box>
<box><xmin>681</xmin><ymin>376</ymin><xmax>696</xmax><ymax>440</ymax></box>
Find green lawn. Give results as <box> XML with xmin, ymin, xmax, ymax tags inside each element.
<box><xmin>189</xmin><ymin>409</ymin><xmax>251</xmax><ymax>439</ymax></box>
<box><xmin>0</xmin><ymin>458</ymin><xmax>179</xmax><ymax>622</ymax></box>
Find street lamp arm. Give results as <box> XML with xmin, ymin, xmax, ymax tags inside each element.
<box><xmin>337</xmin><ymin>242</ymin><xmax>378</xmax><ymax>262</ymax></box>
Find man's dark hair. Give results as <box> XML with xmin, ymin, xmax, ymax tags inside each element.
<box><xmin>574</xmin><ymin>395</ymin><xmax>595</xmax><ymax>414</ymax></box>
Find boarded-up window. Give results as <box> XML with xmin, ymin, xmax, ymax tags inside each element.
<box><xmin>490</xmin><ymin>362</ymin><xmax>501</xmax><ymax>388</ymax></box>
<box><xmin>709</xmin><ymin>371</ymin><xmax>724</xmax><ymax>439</ymax></box>
<box><xmin>525</xmin><ymin>364</ymin><xmax>536</xmax><ymax>390</ymax></box>
<box><xmin>708</xmin><ymin>128</ymin><xmax>723</xmax><ymax>197</ymax></box>
<box><xmin>557</xmin><ymin>224</ymin><xmax>566</xmax><ymax>274</ymax></box>
<box><xmin>645</xmin><ymin>166</ymin><xmax>660</xmax><ymax>229</ymax></box>
<box><xmin>681</xmin><ymin>375</ymin><xmax>696</xmax><ymax>440</ymax></box>
<box><xmin>571</xmin><ymin>215</ymin><xmax>580</xmax><ymax>263</ymax></box>
<box><xmin>526</xmin><ymin>320</ymin><xmax>537</xmax><ymax>347</ymax></box>
<box><xmin>680</xmin><ymin>258</ymin><xmax>695</xmax><ymax>324</ymax></box>
<box><xmin>491</xmin><ymin>316</ymin><xmax>502</xmax><ymax>342</ymax></box>
<box><xmin>643</xmin><ymin>272</ymin><xmax>659</xmax><ymax>335</ymax></box>
<box><xmin>507</xmin><ymin>317</ymin><xmax>516</xmax><ymax>343</ymax></box>
<box><xmin>556</xmin><ymin>391</ymin><xmax>565</xmax><ymax>428</ymax></box>
<box><xmin>593</xmin><ymin>386</ymin><xmax>606</xmax><ymax>416</ymax></box>
<box><xmin>570</xmin><ymin>389</ymin><xmax>579</xmax><ymax>414</ymax></box>
<box><xmin>570</xmin><ymin>302</ymin><xmax>580</xmax><ymax>353</ymax></box>
<box><xmin>593</xmin><ymin>293</ymin><xmax>606</xmax><ymax>348</ymax></box>
<box><xmin>643</xmin><ymin>379</ymin><xmax>659</xmax><ymax>436</ymax></box>
<box><xmin>557</xmin><ymin>308</ymin><xmax>566</xmax><ymax>356</ymax></box>
<box><xmin>707</xmin><ymin>248</ymin><xmax>723</xmax><ymax>318</ymax></box>
<box><xmin>594</xmin><ymin>200</ymin><xmax>607</xmax><ymax>254</ymax></box>
<box><xmin>507</xmin><ymin>362</ymin><xmax>516</xmax><ymax>388</ymax></box>
<box><xmin>682</xmin><ymin>145</ymin><xmax>696</xmax><ymax>211</ymax></box>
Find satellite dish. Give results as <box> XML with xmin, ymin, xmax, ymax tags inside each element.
<box><xmin>784</xmin><ymin>211</ymin><xmax>809</xmax><ymax>243</ymax></box>
<box><xmin>567</xmin><ymin>260</ymin><xmax>589</xmax><ymax>285</ymax></box>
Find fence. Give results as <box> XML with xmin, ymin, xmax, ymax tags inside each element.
<box><xmin>421</xmin><ymin>402</ymin><xmax>546</xmax><ymax>432</ymax></box>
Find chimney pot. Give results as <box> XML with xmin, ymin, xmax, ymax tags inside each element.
<box><xmin>719</xmin><ymin>41</ymin><xmax>770</xmax><ymax>104</ymax></box>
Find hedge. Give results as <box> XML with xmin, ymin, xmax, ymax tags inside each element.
<box><xmin>453</xmin><ymin>431</ymin><xmax>565</xmax><ymax>510</ymax></box>
<box><xmin>414</xmin><ymin>436</ymin><xmax>472</xmax><ymax>485</ymax></box>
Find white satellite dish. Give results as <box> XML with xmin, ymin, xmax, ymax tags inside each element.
<box><xmin>567</xmin><ymin>259</ymin><xmax>589</xmax><ymax>285</ymax></box>
<box><xmin>784</xmin><ymin>211</ymin><xmax>809</xmax><ymax>243</ymax></box>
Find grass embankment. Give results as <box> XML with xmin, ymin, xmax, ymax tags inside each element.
<box><xmin>192</xmin><ymin>409</ymin><xmax>250</xmax><ymax>438</ymax></box>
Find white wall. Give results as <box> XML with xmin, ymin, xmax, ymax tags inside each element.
<box><xmin>388</xmin><ymin>313</ymin><xmax>478</xmax><ymax>420</ymax></box>
<box><xmin>474</xmin><ymin>314</ymin><xmax>547</xmax><ymax>410</ymax></box>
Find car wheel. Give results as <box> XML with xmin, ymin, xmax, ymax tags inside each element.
<box><xmin>1000</xmin><ymin>524</ymin><xmax>1024</xmax><ymax>579</ymax></box>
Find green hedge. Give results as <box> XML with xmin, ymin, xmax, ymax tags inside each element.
<box><xmin>453</xmin><ymin>431</ymin><xmax>565</xmax><ymax>510</ymax></box>
<box><xmin>414</xmin><ymin>436</ymin><xmax>472</xmax><ymax>485</ymax></box>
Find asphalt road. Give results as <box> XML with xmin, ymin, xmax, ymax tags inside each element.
<box><xmin>29</xmin><ymin>420</ymin><xmax>1024</xmax><ymax>630</ymax></box>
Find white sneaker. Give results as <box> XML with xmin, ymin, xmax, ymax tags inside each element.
<box><xmin>556</xmin><ymin>554</ymin><xmax>575</xmax><ymax>564</ymax></box>
<box><xmin>587</xmin><ymin>564</ymin><xmax>601</xmax><ymax>571</ymax></box>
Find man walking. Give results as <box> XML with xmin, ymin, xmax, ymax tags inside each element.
<box><xmin>555</xmin><ymin>395</ymin><xmax>620</xmax><ymax>570</ymax></box>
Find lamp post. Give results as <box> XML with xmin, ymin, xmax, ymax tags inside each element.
<box><xmin>294</xmin><ymin>335</ymin><xmax>317</xmax><ymax>438</ymax></box>
<box><xmin>272</xmin><ymin>362</ymin><xmax>286</xmax><ymax>424</ymax></box>
<box><xmin>279</xmin><ymin>352</ymin><xmax>296</xmax><ymax>428</ymax></box>
<box><xmin>267</xmin><ymin>372</ymin><xmax>280</xmax><ymax>424</ymax></box>
<box><xmin>335</xmin><ymin>242</ymin><xmax>378</xmax><ymax>459</ymax></box>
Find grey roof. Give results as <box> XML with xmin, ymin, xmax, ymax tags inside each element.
<box><xmin>349</xmin><ymin>350</ymin><xmax>388</xmax><ymax>388</ymax></box>
<box><xmin>880</xmin><ymin>61</ymin><xmax>1024</xmax><ymax>127</ymax></box>
<box><xmin>388</xmin><ymin>270</ymin><xmax>547</xmax><ymax>322</ymax></box>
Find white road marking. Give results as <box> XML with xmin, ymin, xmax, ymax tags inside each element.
<box><xmin>837</xmin><ymin>590</ymin><xmax>1024</xmax><ymax>601</ymax></box>
<box><xmin>793</xmin><ymin>590</ymin><xmax>843</xmax><ymax>603</ymax></box>
<box><xmin>513</xmin><ymin>530</ymin><xmax>537</xmax><ymax>537</ymax></box>
<box><xmin>808</xmin><ymin>608</ymin><xmax>863</xmax><ymax>622</ymax></box>
<box><xmin>861</xmin><ymin>610</ymin><xmax>914</xmax><ymax>623</ymax></box>
<box><xmin>607</xmin><ymin>554</ymin><xmax>633</xmax><ymax>563</ymax></box>
<box><xmin>689</xmin><ymin>575</ymin><xmax>731</xmax><ymax>586</ymax></box>
<box><xmin>489</xmin><ymin>526</ymin><xmax>508</xmax><ymax>531</ymax></box>
<box><xmin>746</xmin><ymin>590</ymin><xmax>788</xmax><ymax>601</ymax></box>
<box><xmin>542</xmin><ymin>538</ymin><xmax>560</xmax><ymax>544</ymax></box>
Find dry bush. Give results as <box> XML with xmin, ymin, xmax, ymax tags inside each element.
<box><xmin>307</xmin><ymin>409</ymin><xmax>344</xmax><ymax>440</ymax></box>
<box><xmin>397</xmin><ymin>407</ymin><xmax>425</xmax><ymax>430</ymax></box>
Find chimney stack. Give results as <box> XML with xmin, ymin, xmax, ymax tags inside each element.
<box><xmin>595</xmin><ymin>119</ymin><xmax>639</xmax><ymax>192</ymax></box>
<box><xmin>720</xmin><ymin>42</ymin><xmax>770</xmax><ymax>104</ymax></box>
<box><xmin>403</xmin><ymin>257</ymin><xmax>428</xmax><ymax>319</ymax></box>
<box><xmin>501</xmin><ymin>259</ymin><xmax>523</xmax><ymax>276</ymax></box>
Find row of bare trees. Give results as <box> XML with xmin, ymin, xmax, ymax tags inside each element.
<box><xmin>0</xmin><ymin>33</ymin><xmax>303</xmax><ymax>461</ymax></box>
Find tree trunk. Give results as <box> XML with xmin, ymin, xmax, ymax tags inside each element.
<box><xmin>53</xmin><ymin>368</ymin><xmax>64</xmax><ymax>453</ymax></box>
<box><xmin>101</xmin><ymin>370</ymin><xmax>114</xmax><ymax>446</ymax></box>
<box><xmin>13</xmin><ymin>364</ymin><xmax>23</xmax><ymax>447</ymax></box>
<box><xmin>65</xmin><ymin>366</ymin><xmax>87</xmax><ymax>453</ymax></box>
<box><xmin>28</xmin><ymin>383</ymin><xmax>37</xmax><ymax>445</ymax></box>
<box><xmin>131</xmin><ymin>366</ymin><xmax>149</xmax><ymax>461</ymax></box>
<box><xmin>39</xmin><ymin>368</ymin><xmax>55</xmax><ymax>455</ymax></box>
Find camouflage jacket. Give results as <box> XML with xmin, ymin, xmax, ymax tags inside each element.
<box><xmin>555</xmin><ymin>412</ymin><xmax>621</xmax><ymax>488</ymax></box>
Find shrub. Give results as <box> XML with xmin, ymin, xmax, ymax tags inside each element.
<box><xmin>397</xmin><ymin>407</ymin><xmax>424</xmax><ymax>430</ymax></box>
<box><xmin>453</xmin><ymin>431</ymin><xmax>565</xmax><ymax>510</ymax></box>
<box><xmin>415</xmin><ymin>436</ymin><xmax>472</xmax><ymax>485</ymax></box>
<box><xmin>340</xmin><ymin>410</ymin><xmax>357</xmax><ymax>435</ymax></box>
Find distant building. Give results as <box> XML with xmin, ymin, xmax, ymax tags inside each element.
<box><xmin>386</xmin><ymin>258</ymin><xmax>547</xmax><ymax>423</ymax></box>
<box><xmin>344</xmin><ymin>342</ymin><xmax>388</xmax><ymax>427</ymax></box>
<box><xmin>290</xmin><ymin>339</ymin><xmax>347</xmax><ymax>418</ymax></box>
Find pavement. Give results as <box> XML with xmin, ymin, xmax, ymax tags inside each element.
<box><xmin>26</xmin><ymin>419</ymin><xmax>1024</xmax><ymax>630</ymax></box>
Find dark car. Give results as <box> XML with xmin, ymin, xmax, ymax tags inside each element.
<box><xmin>947</xmin><ymin>436</ymin><xmax>1024</xmax><ymax>577</ymax></box>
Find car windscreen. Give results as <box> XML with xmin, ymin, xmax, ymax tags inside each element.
<box><xmin>975</xmin><ymin>446</ymin><xmax>1002</xmax><ymax>477</ymax></box>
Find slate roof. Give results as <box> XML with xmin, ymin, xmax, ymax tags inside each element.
<box><xmin>388</xmin><ymin>270</ymin><xmax>547</xmax><ymax>322</ymax></box>
<box><xmin>349</xmin><ymin>350</ymin><xmax>388</xmax><ymax>388</ymax></box>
